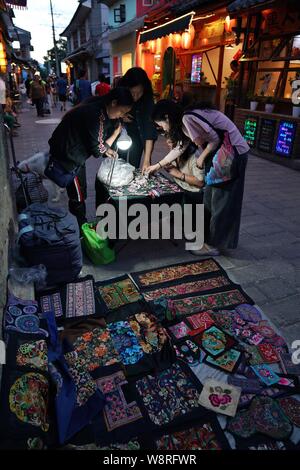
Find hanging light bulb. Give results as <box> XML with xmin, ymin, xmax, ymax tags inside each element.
<box><xmin>224</xmin><ymin>15</ymin><xmax>231</xmax><ymax>33</ymax></box>
<box><xmin>117</xmin><ymin>127</ymin><xmax>133</xmax><ymax>151</ymax></box>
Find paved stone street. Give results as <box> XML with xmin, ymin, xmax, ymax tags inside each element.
<box><xmin>10</xmin><ymin>100</ymin><xmax>300</xmax><ymax>349</ymax></box>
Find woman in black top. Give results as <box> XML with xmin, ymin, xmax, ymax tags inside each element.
<box><xmin>46</xmin><ymin>87</ymin><xmax>134</xmax><ymax>227</ymax></box>
<box><xmin>118</xmin><ymin>67</ymin><xmax>157</xmax><ymax>170</ymax></box>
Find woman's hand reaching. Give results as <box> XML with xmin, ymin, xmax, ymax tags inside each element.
<box><xmin>144</xmin><ymin>163</ymin><xmax>160</xmax><ymax>175</ymax></box>
<box><xmin>105</xmin><ymin>147</ymin><xmax>118</xmax><ymax>159</ymax></box>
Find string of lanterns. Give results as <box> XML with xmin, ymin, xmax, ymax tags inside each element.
<box><xmin>144</xmin><ymin>23</ymin><xmax>196</xmax><ymax>53</ymax></box>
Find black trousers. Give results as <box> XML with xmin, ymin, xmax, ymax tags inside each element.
<box><xmin>203</xmin><ymin>153</ymin><xmax>248</xmax><ymax>249</ymax></box>
<box><xmin>67</xmin><ymin>165</ymin><xmax>87</xmax><ymax>229</ymax></box>
<box><xmin>32</xmin><ymin>98</ymin><xmax>44</xmax><ymax>117</ymax></box>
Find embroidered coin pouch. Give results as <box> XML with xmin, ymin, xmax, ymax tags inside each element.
<box><xmin>192</xmin><ymin>325</ymin><xmax>236</xmax><ymax>358</ymax></box>
<box><xmin>5</xmin><ymin>333</ymin><xmax>48</xmax><ymax>372</ymax></box>
<box><xmin>174</xmin><ymin>338</ymin><xmax>206</xmax><ymax>366</ymax></box>
<box><xmin>199</xmin><ymin>378</ymin><xmax>241</xmax><ymax>417</ymax></box>
<box><xmin>204</xmin><ymin>348</ymin><xmax>242</xmax><ymax>374</ymax></box>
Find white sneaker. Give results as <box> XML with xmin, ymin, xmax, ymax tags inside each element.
<box><xmin>189</xmin><ymin>243</ymin><xmax>220</xmax><ymax>257</ymax></box>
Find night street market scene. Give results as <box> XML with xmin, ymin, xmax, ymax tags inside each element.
<box><xmin>1</xmin><ymin>0</ymin><xmax>300</xmax><ymax>458</ymax></box>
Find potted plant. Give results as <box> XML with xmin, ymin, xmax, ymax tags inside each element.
<box><xmin>247</xmin><ymin>92</ymin><xmax>259</xmax><ymax>111</ymax></box>
<box><xmin>264</xmin><ymin>96</ymin><xmax>276</xmax><ymax>113</ymax></box>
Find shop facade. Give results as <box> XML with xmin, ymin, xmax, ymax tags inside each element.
<box><xmin>228</xmin><ymin>0</ymin><xmax>300</xmax><ymax>168</ymax></box>
<box><xmin>136</xmin><ymin>0</ymin><xmax>241</xmax><ymax>111</ymax></box>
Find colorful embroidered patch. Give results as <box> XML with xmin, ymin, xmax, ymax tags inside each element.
<box><xmin>161</xmin><ymin>289</ymin><xmax>251</xmax><ymax>321</ymax></box>
<box><xmin>71</xmin><ymin>327</ymin><xmax>120</xmax><ymax>371</ymax></box>
<box><xmin>278</xmin><ymin>397</ymin><xmax>300</xmax><ymax>427</ymax></box>
<box><xmin>250</xmin><ymin>364</ymin><xmax>280</xmax><ymax>386</ymax></box>
<box><xmin>131</xmin><ymin>259</ymin><xmax>221</xmax><ymax>287</ymax></box>
<box><xmin>250</xmin><ymin>320</ymin><xmax>276</xmax><ymax>339</ymax></box>
<box><xmin>129</xmin><ymin>312</ymin><xmax>167</xmax><ymax>354</ymax></box>
<box><xmin>5</xmin><ymin>301</ymin><xmax>48</xmax><ymax>337</ymax></box>
<box><xmin>155</xmin><ymin>422</ymin><xmax>225</xmax><ymax>450</ymax></box>
<box><xmin>64</xmin><ymin>351</ymin><xmax>98</xmax><ymax>407</ymax></box>
<box><xmin>16</xmin><ymin>340</ymin><xmax>48</xmax><ymax>371</ymax></box>
<box><xmin>135</xmin><ymin>363</ymin><xmax>202</xmax><ymax>426</ymax></box>
<box><xmin>66</xmin><ymin>278</ymin><xmax>95</xmax><ymax>318</ymax></box>
<box><xmin>276</xmin><ymin>373</ymin><xmax>300</xmax><ymax>391</ymax></box>
<box><xmin>234</xmin><ymin>304</ymin><xmax>262</xmax><ymax>323</ymax></box>
<box><xmin>96</xmin><ymin>370</ymin><xmax>143</xmax><ymax>432</ymax></box>
<box><xmin>199</xmin><ymin>379</ymin><xmax>241</xmax><ymax>417</ymax></box>
<box><xmin>193</xmin><ymin>326</ymin><xmax>236</xmax><ymax>357</ymax></box>
<box><xmin>258</xmin><ymin>343</ymin><xmax>280</xmax><ymax>363</ymax></box>
<box><xmin>98</xmin><ymin>277</ymin><xmax>141</xmax><ymax>310</ymax></box>
<box><xmin>244</xmin><ymin>345</ymin><xmax>265</xmax><ymax>365</ymax></box>
<box><xmin>108</xmin><ymin>321</ymin><xmax>144</xmax><ymax>365</ymax></box>
<box><xmin>9</xmin><ymin>373</ymin><xmax>49</xmax><ymax>432</ymax></box>
<box><xmin>250</xmin><ymin>396</ymin><xmax>292</xmax><ymax>439</ymax></box>
<box><xmin>174</xmin><ymin>339</ymin><xmax>205</xmax><ymax>366</ymax></box>
<box><xmin>40</xmin><ymin>292</ymin><xmax>63</xmax><ymax>318</ymax></box>
<box><xmin>143</xmin><ymin>275</ymin><xmax>231</xmax><ymax>301</ymax></box>
<box><xmin>204</xmin><ymin>349</ymin><xmax>242</xmax><ymax>373</ymax></box>
<box><xmin>227</xmin><ymin>396</ymin><xmax>292</xmax><ymax>440</ymax></box>
<box><xmin>168</xmin><ymin>321</ymin><xmax>191</xmax><ymax>340</ymax></box>
<box><xmin>186</xmin><ymin>311</ymin><xmax>215</xmax><ymax>332</ymax></box>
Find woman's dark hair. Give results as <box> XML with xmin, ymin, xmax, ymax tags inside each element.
<box><xmin>118</xmin><ymin>67</ymin><xmax>153</xmax><ymax>98</ymax></box>
<box><xmin>152</xmin><ymin>99</ymin><xmax>185</xmax><ymax>147</ymax></box>
<box><xmin>103</xmin><ymin>86</ymin><xmax>134</xmax><ymax>107</ymax></box>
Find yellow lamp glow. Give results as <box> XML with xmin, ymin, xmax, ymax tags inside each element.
<box><xmin>181</xmin><ymin>31</ymin><xmax>192</xmax><ymax>49</ymax></box>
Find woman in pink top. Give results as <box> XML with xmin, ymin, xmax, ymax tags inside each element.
<box><xmin>146</xmin><ymin>100</ymin><xmax>249</xmax><ymax>255</ymax></box>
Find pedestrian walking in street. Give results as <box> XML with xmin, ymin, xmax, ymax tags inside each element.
<box><xmin>29</xmin><ymin>73</ymin><xmax>46</xmax><ymax>117</ymax></box>
<box><xmin>73</xmin><ymin>69</ymin><xmax>92</xmax><ymax>104</ymax></box>
<box><xmin>95</xmin><ymin>73</ymin><xmax>111</xmax><ymax>97</ymax></box>
<box><xmin>56</xmin><ymin>74</ymin><xmax>68</xmax><ymax>112</ymax></box>
<box><xmin>117</xmin><ymin>67</ymin><xmax>157</xmax><ymax>170</ymax></box>
<box><xmin>45</xmin><ymin>87</ymin><xmax>134</xmax><ymax>228</ymax></box>
<box><xmin>146</xmin><ymin>100</ymin><xmax>250</xmax><ymax>255</ymax></box>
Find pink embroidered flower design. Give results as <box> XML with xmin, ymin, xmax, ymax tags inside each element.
<box><xmin>209</xmin><ymin>393</ymin><xmax>232</xmax><ymax>408</ymax></box>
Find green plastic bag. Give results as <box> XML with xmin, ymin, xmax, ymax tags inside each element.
<box><xmin>81</xmin><ymin>223</ymin><xmax>115</xmax><ymax>265</ymax></box>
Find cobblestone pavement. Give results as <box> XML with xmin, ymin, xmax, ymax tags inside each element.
<box><xmin>10</xmin><ymin>100</ymin><xmax>300</xmax><ymax>349</ymax></box>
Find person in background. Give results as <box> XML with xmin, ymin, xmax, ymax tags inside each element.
<box><xmin>29</xmin><ymin>73</ymin><xmax>46</xmax><ymax>117</ymax></box>
<box><xmin>112</xmin><ymin>76</ymin><xmax>122</xmax><ymax>89</ymax></box>
<box><xmin>230</xmin><ymin>60</ymin><xmax>240</xmax><ymax>81</ymax></box>
<box><xmin>95</xmin><ymin>73</ymin><xmax>111</xmax><ymax>97</ymax></box>
<box><xmin>46</xmin><ymin>87</ymin><xmax>134</xmax><ymax>228</ymax></box>
<box><xmin>25</xmin><ymin>76</ymin><xmax>31</xmax><ymax>98</ymax></box>
<box><xmin>118</xmin><ymin>67</ymin><xmax>157</xmax><ymax>170</ymax></box>
<box><xmin>74</xmin><ymin>69</ymin><xmax>92</xmax><ymax>104</ymax></box>
<box><xmin>56</xmin><ymin>74</ymin><xmax>68</xmax><ymax>112</ymax></box>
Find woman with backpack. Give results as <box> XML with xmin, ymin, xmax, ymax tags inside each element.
<box><xmin>45</xmin><ymin>87</ymin><xmax>134</xmax><ymax>228</ymax></box>
<box><xmin>146</xmin><ymin>100</ymin><xmax>249</xmax><ymax>255</ymax></box>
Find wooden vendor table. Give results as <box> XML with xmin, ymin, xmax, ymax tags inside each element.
<box><xmin>234</xmin><ymin>108</ymin><xmax>300</xmax><ymax>170</ymax></box>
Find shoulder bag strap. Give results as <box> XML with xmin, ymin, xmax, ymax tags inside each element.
<box><xmin>183</xmin><ymin>111</ymin><xmax>225</xmax><ymax>142</ymax></box>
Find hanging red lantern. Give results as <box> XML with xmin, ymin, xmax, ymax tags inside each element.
<box><xmin>149</xmin><ymin>40</ymin><xmax>156</xmax><ymax>54</ymax></box>
<box><xmin>224</xmin><ymin>15</ymin><xmax>231</xmax><ymax>33</ymax></box>
<box><xmin>173</xmin><ymin>33</ymin><xmax>182</xmax><ymax>48</ymax></box>
<box><xmin>156</xmin><ymin>37</ymin><xmax>162</xmax><ymax>53</ymax></box>
<box><xmin>189</xmin><ymin>24</ymin><xmax>195</xmax><ymax>42</ymax></box>
<box><xmin>181</xmin><ymin>31</ymin><xmax>192</xmax><ymax>50</ymax></box>
<box><xmin>167</xmin><ymin>33</ymin><xmax>173</xmax><ymax>48</ymax></box>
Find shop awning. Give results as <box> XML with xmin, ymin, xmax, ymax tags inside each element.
<box><xmin>139</xmin><ymin>12</ymin><xmax>194</xmax><ymax>44</ymax></box>
<box><xmin>228</xmin><ymin>0</ymin><xmax>275</xmax><ymax>13</ymax></box>
<box><xmin>6</xmin><ymin>1</ymin><xmax>27</xmax><ymax>9</ymax></box>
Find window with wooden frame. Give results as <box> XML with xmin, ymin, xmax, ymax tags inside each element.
<box><xmin>114</xmin><ymin>4</ymin><xmax>126</xmax><ymax>23</ymax></box>
<box><xmin>242</xmin><ymin>34</ymin><xmax>300</xmax><ymax>99</ymax></box>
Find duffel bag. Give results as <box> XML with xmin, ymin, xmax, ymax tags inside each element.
<box><xmin>18</xmin><ymin>202</ymin><xmax>82</xmax><ymax>287</ymax></box>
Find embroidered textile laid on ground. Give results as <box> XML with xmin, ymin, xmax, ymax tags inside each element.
<box><xmin>1</xmin><ymin>259</ymin><xmax>300</xmax><ymax>450</ymax></box>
